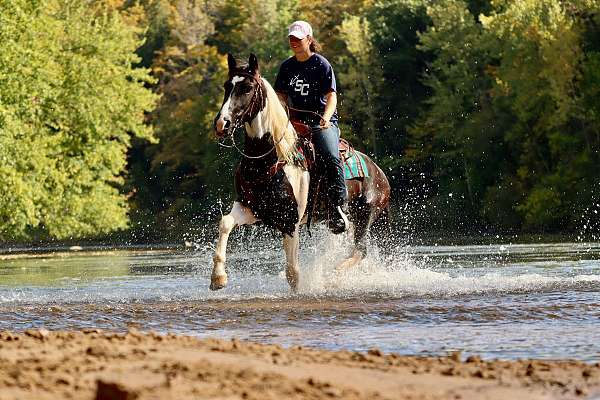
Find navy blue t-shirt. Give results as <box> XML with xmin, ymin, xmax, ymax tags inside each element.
<box><xmin>274</xmin><ymin>53</ymin><xmax>338</xmax><ymax>126</ymax></box>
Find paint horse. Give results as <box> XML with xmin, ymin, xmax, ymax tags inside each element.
<box><xmin>212</xmin><ymin>54</ymin><xmax>390</xmax><ymax>291</ymax></box>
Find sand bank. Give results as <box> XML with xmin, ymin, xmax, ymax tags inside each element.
<box><xmin>0</xmin><ymin>329</ymin><xmax>598</xmax><ymax>399</ymax></box>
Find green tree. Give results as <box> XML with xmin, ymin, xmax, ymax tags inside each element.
<box><xmin>0</xmin><ymin>0</ymin><xmax>158</xmax><ymax>240</ymax></box>
<box><xmin>126</xmin><ymin>0</ymin><xmax>230</xmax><ymax>239</ymax></box>
<box><xmin>131</xmin><ymin>0</ymin><xmax>173</xmax><ymax>68</ymax></box>
<box><xmin>481</xmin><ymin>0</ymin><xmax>597</xmax><ymax>231</ymax></box>
<box><xmin>411</xmin><ymin>0</ymin><xmax>600</xmax><ymax>232</ymax></box>
<box><xmin>410</xmin><ymin>0</ymin><xmax>501</xmax><ymax>230</ymax></box>
<box><xmin>354</xmin><ymin>0</ymin><xmax>434</xmax><ymax>212</ymax></box>
<box><xmin>209</xmin><ymin>0</ymin><xmax>298</xmax><ymax>80</ymax></box>
<box><xmin>336</xmin><ymin>15</ymin><xmax>384</xmax><ymax>155</ymax></box>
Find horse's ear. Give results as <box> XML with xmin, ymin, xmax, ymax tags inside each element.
<box><xmin>249</xmin><ymin>53</ymin><xmax>259</xmax><ymax>74</ymax></box>
<box><xmin>227</xmin><ymin>53</ymin><xmax>237</xmax><ymax>71</ymax></box>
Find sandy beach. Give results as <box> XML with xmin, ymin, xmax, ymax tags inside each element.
<box><xmin>0</xmin><ymin>329</ymin><xmax>597</xmax><ymax>400</ymax></box>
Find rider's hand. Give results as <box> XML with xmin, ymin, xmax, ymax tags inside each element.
<box><xmin>320</xmin><ymin>117</ymin><xmax>331</xmax><ymax>129</ymax></box>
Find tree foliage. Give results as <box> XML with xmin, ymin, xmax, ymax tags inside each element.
<box><xmin>411</xmin><ymin>0</ymin><xmax>600</xmax><ymax>232</ymax></box>
<box><xmin>3</xmin><ymin>0</ymin><xmax>600</xmax><ymax>241</ymax></box>
<box><xmin>0</xmin><ymin>0</ymin><xmax>157</xmax><ymax>240</ymax></box>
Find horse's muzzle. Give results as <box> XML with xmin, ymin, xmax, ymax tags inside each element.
<box><xmin>215</xmin><ymin>118</ymin><xmax>231</xmax><ymax>138</ymax></box>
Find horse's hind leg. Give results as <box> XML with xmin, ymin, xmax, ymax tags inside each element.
<box><xmin>335</xmin><ymin>201</ymin><xmax>372</xmax><ymax>273</ymax></box>
<box><xmin>211</xmin><ymin>202</ymin><xmax>257</xmax><ymax>290</ymax></box>
<box><xmin>283</xmin><ymin>225</ymin><xmax>300</xmax><ymax>292</ymax></box>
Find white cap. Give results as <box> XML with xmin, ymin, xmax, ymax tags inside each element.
<box><xmin>288</xmin><ymin>21</ymin><xmax>313</xmax><ymax>39</ymax></box>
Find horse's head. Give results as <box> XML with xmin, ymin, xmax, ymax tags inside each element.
<box><xmin>214</xmin><ymin>53</ymin><xmax>265</xmax><ymax>137</ymax></box>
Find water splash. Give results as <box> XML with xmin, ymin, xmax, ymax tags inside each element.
<box><xmin>1</xmin><ymin>230</ymin><xmax>600</xmax><ymax>305</ymax></box>
<box><xmin>288</xmin><ymin>226</ymin><xmax>600</xmax><ymax>298</ymax></box>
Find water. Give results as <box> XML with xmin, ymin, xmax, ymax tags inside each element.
<box><xmin>1</xmin><ymin>231</ymin><xmax>599</xmax><ymax>361</ymax></box>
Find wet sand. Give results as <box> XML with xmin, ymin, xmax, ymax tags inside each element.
<box><xmin>0</xmin><ymin>330</ymin><xmax>598</xmax><ymax>400</ymax></box>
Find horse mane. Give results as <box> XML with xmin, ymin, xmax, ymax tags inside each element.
<box><xmin>261</xmin><ymin>78</ymin><xmax>297</xmax><ymax>163</ymax></box>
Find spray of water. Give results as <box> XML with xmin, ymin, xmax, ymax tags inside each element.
<box><xmin>235</xmin><ymin>224</ymin><xmax>600</xmax><ymax>299</ymax></box>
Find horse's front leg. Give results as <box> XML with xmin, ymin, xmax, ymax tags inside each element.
<box><xmin>283</xmin><ymin>225</ymin><xmax>300</xmax><ymax>292</ymax></box>
<box><xmin>282</xmin><ymin>166</ymin><xmax>309</xmax><ymax>292</ymax></box>
<box><xmin>211</xmin><ymin>201</ymin><xmax>257</xmax><ymax>290</ymax></box>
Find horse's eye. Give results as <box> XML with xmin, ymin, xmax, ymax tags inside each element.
<box><xmin>238</xmin><ymin>84</ymin><xmax>253</xmax><ymax>94</ymax></box>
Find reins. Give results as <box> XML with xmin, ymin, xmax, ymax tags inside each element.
<box><xmin>286</xmin><ymin>105</ymin><xmax>325</xmax><ymax>122</ymax></box>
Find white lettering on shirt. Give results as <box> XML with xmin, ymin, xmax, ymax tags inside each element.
<box><xmin>294</xmin><ymin>79</ymin><xmax>309</xmax><ymax>96</ymax></box>
<box><xmin>291</xmin><ymin>75</ymin><xmax>309</xmax><ymax>96</ymax></box>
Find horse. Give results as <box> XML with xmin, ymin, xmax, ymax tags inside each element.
<box><xmin>211</xmin><ymin>53</ymin><xmax>390</xmax><ymax>291</ymax></box>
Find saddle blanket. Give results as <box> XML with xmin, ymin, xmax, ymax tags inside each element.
<box><xmin>342</xmin><ymin>150</ymin><xmax>369</xmax><ymax>179</ymax></box>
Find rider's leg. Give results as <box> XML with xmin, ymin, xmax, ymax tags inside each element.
<box><xmin>311</xmin><ymin>123</ymin><xmax>349</xmax><ymax>234</ymax></box>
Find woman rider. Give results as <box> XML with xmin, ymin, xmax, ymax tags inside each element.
<box><xmin>274</xmin><ymin>20</ymin><xmax>349</xmax><ymax>234</ymax></box>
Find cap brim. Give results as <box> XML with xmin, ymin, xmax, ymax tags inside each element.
<box><xmin>288</xmin><ymin>30</ymin><xmax>306</xmax><ymax>39</ymax></box>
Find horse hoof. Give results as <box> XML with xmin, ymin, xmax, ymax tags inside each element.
<box><xmin>335</xmin><ymin>251</ymin><xmax>364</xmax><ymax>273</ymax></box>
<box><xmin>210</xmin><ymin>274</ymin><xmax>228</xmax><ymax>290</ymax></box>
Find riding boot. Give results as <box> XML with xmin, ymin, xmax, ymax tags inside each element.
<box><xmin>327</xmin><ymin>167</ymin><xmax>349</xmax><ymax>235</ymax></box>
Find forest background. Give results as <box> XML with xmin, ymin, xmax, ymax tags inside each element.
<box><xmin>1</xmin><ymin>0</ymin><xmax>600</xmax><ymax>244</ymax></box>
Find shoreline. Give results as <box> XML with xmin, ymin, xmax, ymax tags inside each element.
<box><xmin>2</xmin><ymin>239</ymin><xmax>599</xmax><ymax>261</ymax></box>
<box><xmin>1</xmin><ymin>329</ymin><xmax>598</xmax><ymax>400</ymax></box>
<box><xmin>0</xmin><ymin>245</ymin><xmax>184</xmax><ymax>260</ymax></box>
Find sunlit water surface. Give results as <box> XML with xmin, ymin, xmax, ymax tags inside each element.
<box><xmin>1</xmin><ymin>230</ymin><xmax>599</xmax><ymax>361</ymax></box>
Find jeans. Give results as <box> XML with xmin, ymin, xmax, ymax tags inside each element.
<box><xmin>310</xmin><ymin>123</ymin><xmax>347</xmax><ymax>207</ymax></box>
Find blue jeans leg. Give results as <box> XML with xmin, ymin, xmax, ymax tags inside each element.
<box><xmin>311</xmin><ymin>124</ymin><xmax>347</xmax><ymax>206</ymax></box>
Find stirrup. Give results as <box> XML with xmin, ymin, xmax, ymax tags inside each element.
<box><xmin>329</xmin><ymin>205</ymin><xmax>349</xmax><ymax>234</ymax></box>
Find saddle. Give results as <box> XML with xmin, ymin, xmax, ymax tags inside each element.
<box><xmin>291</xmin><ymin>119</ymin><xmax>353</xmax><ymax>172</ymax></box>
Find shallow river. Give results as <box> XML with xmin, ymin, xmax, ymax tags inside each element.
<box><xmin>1</xmin><ymin>231</ymin><xmax>599</xmax><ymax>361</ymax></box>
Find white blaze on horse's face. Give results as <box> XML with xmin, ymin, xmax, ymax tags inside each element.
<box><xmin>216</xmin><ymin>76</ymin><xmax>246</xmax><ymax>135</ymax></box>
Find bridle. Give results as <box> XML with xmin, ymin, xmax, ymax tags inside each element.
<box><xmin>236</xmin><ymin>72</ymin><xmax>266</xmax><ymax>124</ymax></box>
<box><xmin>217</xmin><ymin>72</ymin><xmax>327</xmax><ymax>160</ymax></box>
<box><xmin>217</xmin><ymin>72</ymin><xmax>286</xmax><ymax>160</ymax></box>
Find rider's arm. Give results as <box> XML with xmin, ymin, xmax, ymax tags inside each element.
<box><xmin>320</xmin><ymin>90</ymin><xmax>337</xmax><ymax>129</ymax></box>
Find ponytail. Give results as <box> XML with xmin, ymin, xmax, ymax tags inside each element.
<box><xmin>309</xmin><ymin>36</ymin><xmax>322</xmax><ymax>53</ymax></box>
